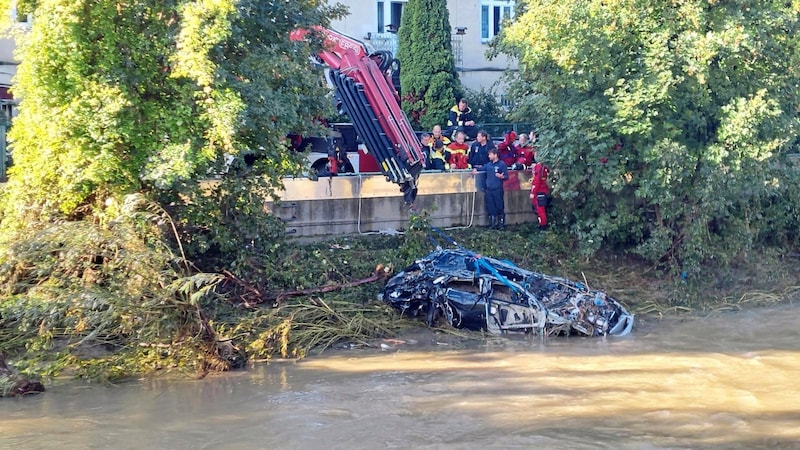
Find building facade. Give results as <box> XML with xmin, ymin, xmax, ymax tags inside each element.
<box><xmin>0</xmin><ymin>7</ymin><xmax>29</xmax><ymax>119</ymax></box>
<box><xmin>0</xmin><ymin>1</ymin><xmax>517</xmax><ymax>111</ymax></box>
<box><xmin>331</xmin><ymin>0</ymin><xmax>516</xmax><ymax>101</ymax></box>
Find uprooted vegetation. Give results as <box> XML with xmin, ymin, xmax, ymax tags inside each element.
<box><xmin>1</xmin><ymin>207</ymin><xmax>799</xmax><ymax>391</ymax></box>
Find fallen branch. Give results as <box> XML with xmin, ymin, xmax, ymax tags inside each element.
<box><xmin>222</xmin><ymin>269</ymin><xmax>265</xmax><ymax>306</ymax></box>
<box><xmin>274</xmin><ymin>264</ymin><xmax>392</xmax><ymax>306</ymax></box>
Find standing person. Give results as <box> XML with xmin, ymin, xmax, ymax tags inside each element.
<box><xmin>419</xmin><ymin>133</ymin><xmax>432</xmax><ymax>166</ymax></box>
<box><xmin>446</xmin><ymin>131</ymin><xmax>470</xmax><ymax>169</ymax></box>
<box><xmin>530</xmin><ymin>161</ymin><xmax>551</xmax><ymax>230</ymax></box>
<box><xmin>468</xmin><ymin>130</ymin><xmax>492</xmax><ymax>170</ymax></box>
<box><xmin>472</xmin><ymin>148</ymin><xmax>509</xmax><ymax>230</ymax></box>
<box><xmin>446</xmin><ymin>98</ymin><xmax>477</xmax><ymax>140</ymax></box>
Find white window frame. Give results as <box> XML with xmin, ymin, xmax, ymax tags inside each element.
<box><xmin>481</xmin><ymin>0</ymin><xmax>514</xmax><ymax>43</ymax></box>
<box><xmin>377</xmin><ymin>1</ymin><xmax>385</xmax><ymax>33</ymax></box>
<box><xmin>378</xmin><ymin>0</ymin><xmax>407</xmax><ymax>34</ymax></box>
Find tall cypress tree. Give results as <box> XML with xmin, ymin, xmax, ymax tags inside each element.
<box><xmin>396</xmin><ymin>0</ymin><xmax>461</xmax><ymax>131</ymax></box>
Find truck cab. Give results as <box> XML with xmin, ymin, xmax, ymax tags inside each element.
<box><xmin>302</xmin><ymin>122</ymin><xmax>382</xmax><ymax>176</ymax></box>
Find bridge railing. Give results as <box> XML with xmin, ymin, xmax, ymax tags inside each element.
<box><xmin>477</xmin><ymin>123</ymin><xmax>535</xmax><ymax>140</ymax></box>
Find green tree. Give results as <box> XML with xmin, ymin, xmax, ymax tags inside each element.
<box><xmin>494</xmin><ymin>0</ymin><xmax>800</xmax><ymax>273</ymax></box>
<box><xmin>463</xmin><ymin>87</ymin><xmax>507</xmax><ymax>126</ymax></box>
<box><xmin>0</xmin><ymin>0</ymin><xmax>347</xmax><ymax>378</ymax></box>
<box><xmin>396</xmin><ymin>0</ymin><xmax>462</xmax><ymax>130</ymax></box>
<box><xmin>0</xmin><ymin>0</ymin><xmax>342</xmax><ymax>253</ymax></box>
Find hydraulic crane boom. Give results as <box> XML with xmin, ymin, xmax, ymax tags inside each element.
<box><xmin>290</xmin><ymin>27</ymin><xmax>426</xmax><ymax>205</ymax></box>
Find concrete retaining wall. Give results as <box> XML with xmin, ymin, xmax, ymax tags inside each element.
<box><xmin>269</xmin><ymin>170</ymin><xmax>536</xmax><ymax>236</ymax></box>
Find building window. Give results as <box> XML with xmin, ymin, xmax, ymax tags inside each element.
<box><xmin>374</xmin><ymin>1</ymin><xmax>406</xmax><ymax>34</ymax></box>
<box><xmin>377</xmin><ymin>1</ymin><xmax>384</xmax><ymax>33</ymax></box>
<box><xmin>390</xmin><ymin>1</ymin><xmax>403</xmax><ymax>31</ymax></box>
<box><xmin>481</xmin><ymin>5</ymin><xmax>489</xmax><ymax>40</ymax></box>
<box><xmin>376</xmin><ymin>1</ymin><xmax>406</xmax><ymax>33</ymax></box>
<box><xmin>480</xmin><ymin>1</ymin><xmax>514</xmax><ymax>42</ymax></box>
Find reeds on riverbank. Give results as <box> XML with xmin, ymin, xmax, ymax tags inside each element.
<box><xmin>2</xmin><ymin>215</ymin><xmax>799</xmax><ymax>385</ymax></box>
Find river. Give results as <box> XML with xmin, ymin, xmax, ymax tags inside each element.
<box><xmin>2</xmin><ymin>303</ymin><xmax>800</xmax><ymax>449</ymax></box>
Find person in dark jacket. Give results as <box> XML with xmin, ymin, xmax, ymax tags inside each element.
<box><xmin>472</xmin><ymin>147</ymin><xmax>509</xmax><ymax>230</ymax></box>
<box><xmin>446</xmin><ymin>98</ymin><xmax>477</xmax><ymax>140</ymax></box>
<box><xmin>468</xmin><ymin>130</ymin><xmax>492</xmax><ymax>170</ymax></box>
<box><xmin>428</xmin><ymin>139</ymin><xmax>449</xmax><ymax>171</ymax></box>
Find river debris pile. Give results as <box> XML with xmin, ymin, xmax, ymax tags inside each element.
<box><xmin>380</xmin><ymin>248</ymin><xmax>634</xmax><ymax>337</ymax></box>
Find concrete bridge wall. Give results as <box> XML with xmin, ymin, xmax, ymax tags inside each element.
<box><xmin>269</xmin><ymin>170</ymin><xmax>536</xmax><ymax>236</ymax></box>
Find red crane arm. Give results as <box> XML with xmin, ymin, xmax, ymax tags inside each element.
<box><xmin>291</xmin><ymin>26</ymin><xmax>425</xmax><ymax>191</ymax></box>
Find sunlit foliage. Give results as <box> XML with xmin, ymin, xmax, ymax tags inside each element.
<box><xmin>0</xmin><ymin>0</ymin><xmax>351</xmax><ymax>379</ymax></box>
<box><xmin>0</xmin><ymin>0</ymin><xmax>343</xmax><ymax>243</ymax></box>
<box><xmin>494</xmin><ymin>0</ymin><xmax>800</xmax><ymax>273</ymax></box>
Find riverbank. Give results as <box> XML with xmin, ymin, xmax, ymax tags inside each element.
<box><xmin>345</xmin><ymin>222</ymin><xmax>800</xmax><ymax>316</ymax></box>
<box><xmin>1</xmin><ymin>218</ymin><xmax>798</xmax><ymax>392</ymax></box>
<box><xmin>260</xmin><ymin>222</ymin><xmax>800</xmax><ymax>359</ymax></box>
<box><xmin>1</xmin><ymin>353</ymin><xmax>45</xmax><ymax>396</ymax></box>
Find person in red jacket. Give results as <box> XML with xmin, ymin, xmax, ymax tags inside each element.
<box><xmin>446</xmin><ymin>131</ymin><xmax>470</xmax><ymax>169</ymax></box>
<box><xmin>497</xmin><ymin>130</ymin><xmax>518</xmax><ymax>168</ymax></box>
<box><xmin>530</xmin><ymin>161</ymin><xmax>550</xmax><ymax>230</ymax></box>
<box><xmin>514</xmin><ymin>133</ymin><xmax>536</xmax><ymax>169</ymax></box>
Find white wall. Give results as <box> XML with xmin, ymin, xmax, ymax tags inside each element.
<box><xmin>0</xmin><ymin>37</ymin><xmax>18</xmax><ymax>88</ymax></box>
<box><xmin>330</xmin><ymin>0</ymin><xmax>517</xmax><ymax>96</ymax></box>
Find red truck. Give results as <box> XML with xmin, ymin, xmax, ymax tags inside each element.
<box><xmin>298</xmin><ymin>122</ymin><xmax>382</xmax><ymax>177</ymax></box>
<box><xmin>290</xmin><ymin>27</ymin><xmax>426</xmax><ymax>206</ymax></box>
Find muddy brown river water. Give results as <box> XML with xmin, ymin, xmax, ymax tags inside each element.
<box><xmin>2</xmin><ymin>303</ymin><xmax>800</xmax><ymax>449</ymax></box>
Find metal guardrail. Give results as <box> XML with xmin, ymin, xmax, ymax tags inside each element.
<box><xmin>477</xmin><ymin>123</ymin><xmax>535</xmax><ymax>139</ymax></box>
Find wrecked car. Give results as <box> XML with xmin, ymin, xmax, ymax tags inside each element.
<box><xmin>380</xmin><ymin>248</ymin><xmax>634</xmax><ymax>337</ymax></box>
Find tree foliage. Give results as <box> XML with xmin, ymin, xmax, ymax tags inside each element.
<box><xmin>463</xmin><ymin>87</ymin><xmax>507</xmax><ymax>127</ymax></box>
<box><xmin>396</xmin><ymin>0</ymin><xmax>462</xmax><ymax>130</ymax></box>
<box><xmin>0</xmin><ymin>0</ymin><xmax>344</xmax><ymax>261</ymax></box>
<box><xmin>0</xmin><ymin>0</ymin><xmax>352</xmax><ymax>379</ymax></box>
<box><xmin>495</xmin><ymin>0</ymin><xmax>800</xmax><ymax>273</ymax></box>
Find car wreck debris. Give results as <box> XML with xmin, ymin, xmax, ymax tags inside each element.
<box><xmin>380</xmin><ymin>248</ymin><xmax>634</xmax><ymax>337</ymax></box>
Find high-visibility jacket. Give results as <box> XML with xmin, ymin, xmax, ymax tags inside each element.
<box><xmin>431</xmin><ymin>135</ymin><xmax>451</xmax><ymax>147</ymax></box>
<box><xmin>446</xmin><ymin>141</ymin><xmax>470</xmax><ymax>169</ymax></box>
<box><xmin>428</xmin><ymin>147</ymin><xmax>449</xmax><ymax>171</ymax></box>
<box><xmin>447</xmin><ymin>105</ymin><xmax>475</xmax><ymax>129</ymax></box>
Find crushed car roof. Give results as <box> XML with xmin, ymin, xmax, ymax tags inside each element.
<box><xmin>381</xmin><ymin>248</ymin><xmax>634</xmax><ymax>337</ymax></box>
